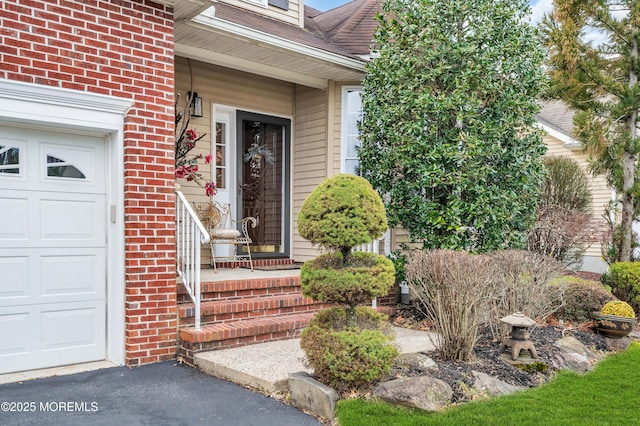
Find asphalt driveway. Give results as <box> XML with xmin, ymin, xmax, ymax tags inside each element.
<box><xmin>0</xmin><ymin>361</ymin><xmax>320</xmax><ymax>426</ymax></box>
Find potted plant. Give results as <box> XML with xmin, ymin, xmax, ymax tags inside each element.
<box><xmin>593</xmin><ymin>300</ymin><xmax>637</xmax><ymax>338</ymax></box>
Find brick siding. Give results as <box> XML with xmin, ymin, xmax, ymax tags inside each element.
<box><xmin>0</xmin><ymin>0</ymin><xmax>177</xmax><ymax>366</ymax></box>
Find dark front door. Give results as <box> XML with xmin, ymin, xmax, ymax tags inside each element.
<box><xmin>237</xmin><ymin>111</ymin><xmax>291</xmax><ymax>258</ymax></box>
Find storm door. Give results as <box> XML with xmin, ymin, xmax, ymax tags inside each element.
<box><xmin>236</xmin><ymin>111</ymin><xmax>290</xmax><ymax>258</ymax></box>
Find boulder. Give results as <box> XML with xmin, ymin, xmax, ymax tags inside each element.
<box><xmin>471</xmin><ymin>371</ymin><xmax>524</xmax><ymax>397</ymax></box>
<box><xmin>395</xmin><ymin>353</ymin><xmax>438</xmax><ymax>370</ymax></box>
<box><xmin>604</xmin><ymin>337</ymin><xmax>632</xmax><ymax>352</ymax></box>
<box><xmin>374</xmin><ymin>376</ymin><xmax>452</xmax><ymax>412</ymax></box>
<box><xmin>288</xmin><ymin>372</ymin><xmax>339</xmax><ymax>420</ymax></box>
<box><xmin>553</xmin><ymin>336</ymin><xmax>602</xmax><ymax>373</ymax></box>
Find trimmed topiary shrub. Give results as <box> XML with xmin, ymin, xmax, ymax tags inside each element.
<box><xmin>297</xmin><ymin>174</ymin><xmax>397</xmax><ymax>393</ymax></box>
<box><xmin>551</xmin><ymin>276</ymin><xmax>616</xmax><ymax>323</ymax></box>
<box><xmin>606</xmin><ymin>262</ymin><xmax>640</xmax><ymax>312</ymax></box>
<box><xmin>300</xmin><ymin>251</ymin><xmax>395</xmax><ymax>307</ymax></box>
<box><xmin>298</xmin><ymin>174</ymin><xmax>387</xmax><ymax>258</ymax></box>
<box><xmin>300</xmin><ymin>307</ymin><xmax>398</xmax><ymax>394</ymax></box>
<box><xmin>601</xmin><ymin>300</ymin><xmax>635</xmax><ymax>318</ymax></box>
<box><xmin>298</xmin><ymin>174</ymin><xmax>395</xmax><ymax>326</ymax></box>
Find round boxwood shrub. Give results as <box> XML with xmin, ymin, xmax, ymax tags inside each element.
<box><xmin>298</xmin><ymin>174</ymin><xmax>387</xmax><ymax>257</ymax></box>
<box><xmin>300</xmin><ymin>307</ymin><xmax>398</xmax><ymax>394</ymax></box>
<box><xmin>551</xmin><ymin>276</ymin><xmax>616</xmax><ymax>323</ymax></box>
<box><xmin>605</xmin><ymin>262</ymin><xmax>640</xmax><ymax>312</ymax></box>
<box><xmin>300</xmin><ymin>251</ymin><xmax>395</xmax><ymax>307</ymax></box>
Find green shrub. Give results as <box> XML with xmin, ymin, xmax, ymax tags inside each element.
<box><xmin>551</xmin><ymin>276</ymin><xmax>616</xmax><ymax>323</ymax></box>
<box><xmin>540</xmin><ymin>156</ymin><xmax>592</xmax><ymax>212</ymax></box>
<box><xmin>298</xmin><ymin>174</ymin><xmax>387</xmax><ymax>257</ymax></box>
<box><xmin>607</xmin><ymin>262</ymin><xmax>640</xmax><ymax>311</ymax></box>
<box><xmin>300</xmin><ymin>308</ymin><xmax>398</xmax><ymax>394</ymax></box>
<box><xmin>601</xmin><ymin>300</ymin><xmax>636</xmax><ymax>318</ymax></box>
<box><xmin>300</xmin><ymin>251</ymin><xmax>395</xmax><ymax>307</ymax></box>
<box><xmin>310</xmin><ymin>305</ymin><xmax>393</xmax><ymax>333</ymax></box>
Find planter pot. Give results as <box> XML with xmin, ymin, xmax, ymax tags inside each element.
<box><xmin>592</xmin><ymin>312</ymin><xmax>636</xmax><ymax>339</ymax></box>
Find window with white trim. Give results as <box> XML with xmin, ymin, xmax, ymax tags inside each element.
<box><xmin>341</xmin><ymin>87</ymin><xmax>362</xmax><ymax>175</ymax></box>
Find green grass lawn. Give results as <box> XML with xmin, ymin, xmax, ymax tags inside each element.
<box><xmin>336</xmin><ymin>342</ymin><xmax>640</xmax><ymax>426</ymax></box>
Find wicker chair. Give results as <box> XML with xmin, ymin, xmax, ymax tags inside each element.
<box><xmin>193</xmin><ymin>201</ymin><xmax>258</xmax><ymax>272</ymax></box>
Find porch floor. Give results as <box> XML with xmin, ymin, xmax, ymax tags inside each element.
<box><xmin>198</xmin><ymin>266</ymin><xmax>300</xmax><ymax>282</ymax></box>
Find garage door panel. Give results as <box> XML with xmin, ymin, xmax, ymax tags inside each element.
<box><xmin>0</xmin><ymin>311</ymin><xmax>30</xmax><ymax>356</ymax></box>
<box><xmin>1</xmin><ymin>127</ymin><xmax>105</xmax><ymax>194</ymax></box>
<box><xmin>0</xmin><ymin>302</ymin><xmax>105</xmax><ymax>373</ymax></box>
<box><xmin>41</xmin><ymin>252</ymin><xmax>104</xmax><ymax>298</ymax></box>
<box><xmin>0</xmin><ymin>248</ymin><xmax>105</xmax><ymax>307</ymax></box>
<box><xmin>0</xmin><ymin>256</ymin><xmax>30</xmax><ymax>299</ymax></box>
<box><xmin>0</xmin><ymin>196</ymin><xmax>29</xmax><ymax>241</ymax></box>
<box><xmin>42</xmin><ymin>304</ymin><xmax>105</xmax><ymax>352</ymax></box>
<box><xmin>0</xmin><ymin>190</ymin><xmax>105</xmax><ymax>248</ymax></box>
<box><xmin>40</xmin><ymin>196</ymin><xmax>105</xmax><ymax>243</ymax></box>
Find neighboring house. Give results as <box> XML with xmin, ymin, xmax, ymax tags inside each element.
<box><xmin>536</xmin><ymin>100</ymin><xmax>612</xmax><ymax>273</ymax></box>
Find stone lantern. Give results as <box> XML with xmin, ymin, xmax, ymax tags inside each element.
<box><xmin>498</xmin><ymin>312</ymin><xmax>539</xmax><ymax>361</ymax></box>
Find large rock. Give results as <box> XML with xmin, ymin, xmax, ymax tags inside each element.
<box><xmin>553</xmin><ymin>336</ymin><xmax>602</xmax><ymax>373</ymax></box>
<box><xmin>603</xmin><ymin>336</ymin><xmax>632</xmax><ymax>352</ymax></box>
<box><xmin>472</xmin><ymin>371</ymin><xmax>524</xmax><ymax>397</ymax></box>
<box><xmin>288</xmin><ymin>372</ymin><xmax>339</xmax><ymax>420</ymax></box>
<box><xmin>374</xmin><ymin>376</ymin><xmax>452</xmax><ymax>412</ymax></box>
<box><xmin>395</xmin><ymin>353</ymin><xmax>438</xmax><ymax>370</ymax></box>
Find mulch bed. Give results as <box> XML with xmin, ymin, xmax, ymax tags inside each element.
<box><xmin>389</xmin><ymin>305</ymin><xmax>618</xmax><ymax>403</ymax></box>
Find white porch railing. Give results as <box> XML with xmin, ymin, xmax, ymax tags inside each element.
<box><xmin>354</xmin><ymin>230</ymin><xmax>391</xmax><ymax>309</ymax></box>
<box><xmin>176</xmin><ymin>190</ymin><xmax>210</xmax><ymax>330</ymax></box>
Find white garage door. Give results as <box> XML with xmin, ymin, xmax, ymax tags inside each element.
<box><xmin>0</xmin><ymin>126</ymin><xmax>107</xmax><ymax>374</ymax></box>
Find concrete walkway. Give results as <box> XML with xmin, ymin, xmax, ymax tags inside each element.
<box><xmin>195</xmin><ymin>327</ymin><xmax>440</xmax><ymax>393</ymax></box>
<box><xmin>0</xmin><ymin>361</ymin><xmax>320</xmax><ymax>426</ymax></box>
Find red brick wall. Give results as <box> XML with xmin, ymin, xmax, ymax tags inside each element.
<box><xmin>0</xmin><ymin>0</ymin><xmax>177</xmax><ymax>366</ymax></box>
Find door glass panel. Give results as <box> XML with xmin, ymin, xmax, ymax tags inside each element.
<box><xmin>0</xmin><ymin>145</ymin><xmax>21</xmax><ymax>175</ymax></box>
<box><xmin>215</xmin><ymin>123</ymin><xmax>226</xmax><ymax>189</ymax></box>
<box><xmin>46</xmin><ymin>155</ymin><xmax>86</xmax><ymax>179</ymax></box>
<box><xmin>241</xmin><ymin>118</ymin><xmax>286</xmax><ymax>255</ymax></box>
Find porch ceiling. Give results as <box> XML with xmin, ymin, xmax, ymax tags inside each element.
<box><xmin>174</xmin><ymin>5</ymin><xmax>366</xmax><ymax>89</ymax></box>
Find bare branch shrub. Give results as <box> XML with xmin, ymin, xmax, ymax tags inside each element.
<box><xmin>528</xmin><ymin>156</ymin><xmax>605</xmax><ymax>269</ymax></box>
<box><xmin>406</xmin><ymin>250</ymin><xmax>497</xmax><ymax>362</ymax></box>
<box><xmin>486</xmin><ymin>250</ymin><xmax>565</xmax><ymax>338</ymax></box>
<box><xmin>527</xmin><ymin>206</ymin><xmax>601</xmax><ymax>270</ymax></box>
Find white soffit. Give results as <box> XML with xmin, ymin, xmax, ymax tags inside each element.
<box><xmin>537</xmin><ymin>122</ymin><xmax>583</xmax><ymax>150</ymax></box>
<box><xmin>178</xmin><ymin>6</ymin><xmax>365</xmax><ymax>88</ymax></box>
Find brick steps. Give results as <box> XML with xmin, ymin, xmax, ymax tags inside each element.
<box><xmin>180</xmin><ymin>311</ymin><xmax>315</xmax><ymax>345</ymax></box>
<box><xmin>177</xmin><ymin>272</ymin><xmax>327</xmax><ymax>361</ymax></box>
<box><xmin>177</xmin><ymin>276</ymin><xmax>301</xmax><ymax>303</ymax></box>
<box><xmin>178</xmin><ymin>294</ymin><xmax>330</xmax><ymax>326</ymax></box>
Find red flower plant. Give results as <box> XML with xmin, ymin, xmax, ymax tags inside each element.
<box><xmin>175</xmin><ymin>94</ymin><xmax>216</xmax><ymax>196</ymax></box>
